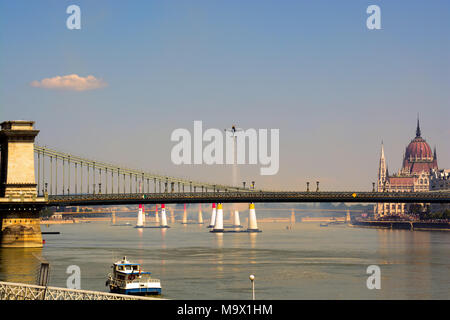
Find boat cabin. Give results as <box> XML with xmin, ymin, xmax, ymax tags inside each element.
<box><xmin>112</xmin><ymin>257</ymin><xmax>151</xmax><ymax>280</ymax></box>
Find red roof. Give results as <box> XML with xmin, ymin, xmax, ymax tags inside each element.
<box><xmin>405</xmin><ymin>137</ymin><xmax>433</xmax><ymax>160</ymax></box>
<box><xmin>388</xmin><ymin>176</ymin><xmax>415</xmax><ymax>186</ymax></box>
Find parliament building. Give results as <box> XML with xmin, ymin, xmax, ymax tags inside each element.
<box><xmin>374</xmin><ymin>118</ymin><xmax>438</xmax><ymax>217</ymax></box>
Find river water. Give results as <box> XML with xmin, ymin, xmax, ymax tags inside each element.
<box><xmin>0</xmin><ymin>220</ymin><xmax>449</xmax><ymax>299</ymax></box>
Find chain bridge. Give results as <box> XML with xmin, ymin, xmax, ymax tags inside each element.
<box><xmin>0</xmin><ymin>120</ymin><xmax>449</xmax><ymax>247</ymax></box>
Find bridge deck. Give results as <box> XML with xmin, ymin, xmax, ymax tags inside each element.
<box><xmin>46</xmin><ymin>191</ymin><xmax>450</xmax><ymax>206</ymax></box>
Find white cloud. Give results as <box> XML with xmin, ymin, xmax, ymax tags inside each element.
<box><xmin>31</xmin><ymin>74</ymin><xmax>107</xmax><ymax>91</ymax></box>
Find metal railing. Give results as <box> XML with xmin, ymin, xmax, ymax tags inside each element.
<box><xmin>46</xmin><ymin>190</ymin><xmax>450</xmax><ymax>206</ymax></box>
<box><xmin>34</xmin><ymin>144</ymin><xmax>260</xmax><ymax>195</ymax></box>
<box><xmin>0</xmin><ymin>281</ymin><xmax>161</xmax><ymax>300</ymax></box>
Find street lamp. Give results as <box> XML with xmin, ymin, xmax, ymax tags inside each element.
<box><xmin>249</xmin><ymin>274</ymin><xmax>255</xmax><ymax>300</ymax></box>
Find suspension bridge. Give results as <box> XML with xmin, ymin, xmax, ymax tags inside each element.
<box><xmin>1</xmin><ymin>120</ymin><xmax>449</xmax><ymax>247</ymax></box>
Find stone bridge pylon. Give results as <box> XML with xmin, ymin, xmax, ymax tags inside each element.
<box><xmin>0</xmin><ymin>121</ymin><xmax>46</xmax><ymax>248</ymax></box>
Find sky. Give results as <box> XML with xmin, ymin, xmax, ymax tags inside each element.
<box><xmin>1</xmin><ymin>0</ymin><xmax>449</xmax><ymax>191</ymax></box>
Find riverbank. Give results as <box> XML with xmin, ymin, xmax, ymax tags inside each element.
<box><xmin>40</xmin><ymin>217</ymin><xmax>135</xmax><ymax>224</ymax></box>
<box><xmin>350</xmin><ymin>220</ymin><xmax>450</xmax><ymax>231</ymax></box>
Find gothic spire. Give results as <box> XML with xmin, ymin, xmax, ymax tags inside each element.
<box><xmin>416</xmin><ymin>114</ymin><xmax>421</xmax><ymax>137</ymax></box>
<box><xmin>378</xmin><ymin>141</ymin><xmax>387</xmax><ymax>183</ymax></box>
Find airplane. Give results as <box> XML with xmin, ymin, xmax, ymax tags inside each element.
<box><xmin>224</xmin><ymin>124</ymin><xmax>243</xmax><ymax>136</ymax></box>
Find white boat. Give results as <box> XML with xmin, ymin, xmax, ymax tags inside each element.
<box><xmin>106</xmin><ymin>256</ymin><xmax>161</xmax><ymax>295</ymax></box>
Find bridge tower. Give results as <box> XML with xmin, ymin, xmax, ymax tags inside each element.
<box><xmin>0</xmin><ymin>121</ymin><xmax>46</xmax><ymax>247</ymax></box>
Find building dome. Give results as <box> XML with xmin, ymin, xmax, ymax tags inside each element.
<box><xmin>405</xmin><ymin>136</ymin><xmax>433</xmax><ymax>160</ymax></box>
<box><xmin>401</xmin><ymin>117</ymin><xmax>438</xmax><ymax>175</ymax></box>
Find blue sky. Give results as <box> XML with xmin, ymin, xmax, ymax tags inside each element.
<box><xmin>1</xmin><ymin>0</ymin><xmax>449</xmax><ymax>190</ymax></box>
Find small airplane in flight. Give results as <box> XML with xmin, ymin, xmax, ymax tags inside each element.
<box><xmin>224</xmin><ymin>124</ymin><xmax>243</xmax><ymax>136</ymax></box>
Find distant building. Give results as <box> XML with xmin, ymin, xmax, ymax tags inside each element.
<box><xmin>430</xmin><ymin>169</ymin><xmax>450</xmax><ymax>191</ymax></box>
<box><xmin>430</xmin><ymin>169</ymin><xmax>450</xmax><ymax>213</ymax></box>
<box><xmin>375</xmin><ymin>118</ymin><xmax>438</xmax><ymax>217</ymax></box>
<box><xmin>51</xmin><ymin>213</ymin><xmax>63</xmax><ymax>220</ymax></box>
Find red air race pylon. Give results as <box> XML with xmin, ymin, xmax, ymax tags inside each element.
<box><xmin>160</xmin><ymin>204</ymin><xmax>169</xmax><ymax>228</ymax></box>
<box><xmin>208</xmin><ymin>203</ymin><xmax>217</xmax><ymax>228</ymax></box>
<box><xmin>135</xmin><ymin>204</ymin><xmax>144</xmax><ymax>228</ymax></box>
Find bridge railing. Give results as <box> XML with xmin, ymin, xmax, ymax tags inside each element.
<box><xmin>0</xmin><ymin>281</ymin><xmax>161</xmax><ymax>300</ymax></box>
<box><xmin>46</xmin><ymin>190</ymin><xmax>450</xmax><ymax>205</ymax></box>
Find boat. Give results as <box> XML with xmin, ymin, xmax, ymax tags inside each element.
<box><xmin>319</xmin><ymin>223</ymin><xmax>329</xmax><ymax>227</ymax></box>
<box><xmin>111</xmin><ymin>222</ymin><xmax>132</xmax><ymax>227</ymax></box>
<box><xmin>106</xmin><ymin>256</ymin><xmax>161</xmax><ymax>295</ymax></box>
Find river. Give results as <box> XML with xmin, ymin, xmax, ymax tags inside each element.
<box><xmin>0</xmin><ymin>220</ymin><xmax>449</xmax><ymax>299</ymax></box>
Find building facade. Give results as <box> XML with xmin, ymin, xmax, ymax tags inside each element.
<box><xmin>374</xmin><ymin>119</ymin><xmax>438</xmax><ymax>217</ymax></box>
<box><xmin>430</xmin><ymin>169</ymin><xmax>450</xmax><ymax>191</ymax></box>
<box><xmin>430</xmin><ymin>169</ymin><xmax>450</xmax><ymax>213</ymax></box>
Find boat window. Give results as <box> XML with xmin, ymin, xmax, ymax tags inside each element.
<box><xmin>125</xmin><ymin>265</ymin><xmax>132</xmax><ymax>270</ymax></box>
<box><xmin>118</xmin><ymin>266</ymin><xmax>124</xmax><ymax>271</ymax></box>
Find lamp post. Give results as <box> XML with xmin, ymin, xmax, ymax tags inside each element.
<box><xmin>249</xmin><ymin>274</ymin><xmax>255</xmax><ymax>300</ymax></box>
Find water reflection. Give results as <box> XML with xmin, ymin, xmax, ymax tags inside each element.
<box><xmin>160</xmin><ymin>228</ymin><xmax>167</xmax><ymax>242</ymax></box>
<box><xmin>160</xmin><ymin>228</ymin><xmax>167</xmax><ymax>270</ymax></box>
<box><xmin>376</xmin><ymin>229</ymin><xmax>432</xmax><ymax>299</ymax></box>
<box><xmin>215</xmin><ymin>233</ymin><xmax>224</xmax><ymax>274</ymax></box>
<box><xmin>0</xmin><ymin>248</ymin><xmax>42</xmax><ymax>284</ymax></box>
<box><xmin>170</xmin><ymin>209</ymin><xmax>175</xmax><ymax>224</ymax></box>
<box><xmin>215</xmin><ymin>233</ymin><xmax>223</xmax><ymax>249</ymax></box>
<box><xmin>136</xmin><ymin>228</ymin><xmax>144</xmax><ymax>249</ymax></box>
<box><xmin>249</xmin><ymin>233</ymin><xmax>258</xmax><ymax>249</ymax></box>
